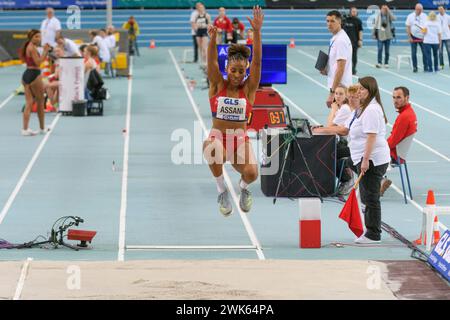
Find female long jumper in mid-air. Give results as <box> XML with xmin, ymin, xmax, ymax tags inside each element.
<box><xmin>203</xmin><ymin>6</ymin><xmax>264</xmax><ymax>216</ymax></box>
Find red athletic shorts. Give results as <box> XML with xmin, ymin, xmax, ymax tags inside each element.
<box><xmin>208</xmin><ymin>129</ymin><xmax>249</xmax><ymax>152</ymax></box>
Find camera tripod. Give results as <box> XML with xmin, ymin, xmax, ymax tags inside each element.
<box><xmin>19</xmin><ymin>216</ymin><xmax>84</xmax><ymax>251</ymax></box>
<box><xmin>272</xmin><ymin>106</ymin><xmax>323</xmax><ymax>204</ymax></box>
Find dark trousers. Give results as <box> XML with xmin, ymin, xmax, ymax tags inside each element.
<box><xmin>337</xmin><ymin>140</ymin><xmax>351</xmax><ymax>182</ymax></box>
<box><xmin>424</xmin><ymin>43</ymin><xmax>439</xmax><ymax>72</ymax></box>
<box><xmin>377</xmin><ymin>39</ymin><xmax>391</xmax><ymax>64</ymax></box>
<box><xmin>439</xmin><ymin>39</ymin><xmax>450</xmax><ymax>67</ymax></box>
<box><xmin>410</xmin><ymin>36</ymin><xmax>425</xmax><ymax>69</ymax></box>
<box><xmin>128</xmin><ymin>38</ymin><xmax>139</xmax><ymax>56</ymax></box>
<box><xmin>356</xmin><ymin>160</ymin><xmax>389</xmax><ymax>241</ymax></box>
<box><xmin>192</xmin><ymin>35</ymin><xmax>198</xmax><ymax>62</ymax></box>
<box><xmin>351</xmin><ymin>43</ymin><xmax>358</xmax><ymax>74</ymax></box>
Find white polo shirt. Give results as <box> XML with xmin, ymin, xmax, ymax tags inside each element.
<box><xmin>344</xmin><ymin>99</ymin><xmax>390</xmax><ymax>166</ymax></box>
<box><xmin>40</xmin><ymin>16</ymin><xmax>62</xmax><ymax>47</ymax></box>
<box><xmin>405</xmin><ymin>12</ymin><xmax>428</xmax><ymax>39</ymax></box>
<box><xmin>438</xmin><ymin>13</ymin><xmax>450</xmax><ymax>40</ymax></box>
<box><xmin>190</xmin><ymin>10</ymin><xmax>199</xmax><ymax>35</ymax></box>
<box><xmin>327</xmin><ymin>29</ymin><xmax>353</xmax><ymax>90</ymax></box>
<box><xmin>106</xmin><ymin>35</ymin><xmax>116</xmax><ymax>49</ymax></box>
<box><xmin>333</xmin><ymin>104</ymin><xmax>352</xmax><ymax>127</ymax></box>
<box><xmin>424</xmin><ymin>20</ymin><xmax>442</xmax><ymax>44</ymax></box>
<box><xmin>63</xmin><ymin>38</ymin><xmax>81</xmax><ymax>57</ymax></box>
<box><xmin>92</xmin><ymin>35</ymin><xmax>111</xmax><ymax>63</ymax></box>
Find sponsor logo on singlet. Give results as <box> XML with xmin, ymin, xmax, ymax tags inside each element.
<box><xmin>216</xmin><ymin>96</ymin><xmax>247</xmax><ymax>121</ymax></box>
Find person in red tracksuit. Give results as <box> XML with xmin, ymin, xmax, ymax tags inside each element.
<box><xmin>380</xmin><ymin>86</ymin><xmax>418</xmax><ymax>196</ymax></box>
<box><xmin>213</xmin><ymin>7</ymin><xmax>232</xmax><ymax>44</ymax></box>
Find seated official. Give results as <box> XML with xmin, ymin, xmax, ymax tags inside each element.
<box><xmin>313</xmin><ymin>84</ymin><xmax>360</xmax><ymax>195</ymax></box>
<box><xmin>380</xmin><ymin>86</ymin><xmax>418</xmax><ymax>196</ymax></box>
<box><xmin>55</xmin><ymin>33</ymin><xmax>81</xmax><ymax>57</ymax></box>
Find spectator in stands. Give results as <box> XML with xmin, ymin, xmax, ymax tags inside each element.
<box><xmin>438</xmin><ymin>6</ymin><xmax>450</xmax><ymax>69</ymax></box>
<box><xmin>246</xmin><ymin>28</ymin><xmax>254</xmax><ymax>45</ymax></box>
<box><xmin>380</xmin><ymin>86</ymin><xmax>418</xmax><ymax>196</ymax></box>
<box><xmin>99</xmin><ymin>28</ymin><xmax>115</xmax><ymax>77</ymax></box>
<box><xmin>322</xmin><ymin>11</ymin><xmax>353</xmax><ymax>109</ymax></box>
<box><xmin>406</xmin><ymin>3</ymin><xmax>428</xmax><ymax>73</ymax></box>
<box><xmin>83</xmin><ymin>45</ymin><xmax>100</xmax><ymax>101</ymax></box>
<box><xmin>122</xmin><ymin>16</ymin><xmax>140</xmax><ymax>56</ymax></box>
<box><xmin>45</xmin><ymin>46</ymin><xmax>64</xmax><ymax>108</ymax></box>
<box><xmin>373</xmin><ymin>5</ymin><xmax>396</xmax><ymax>68</ymax></box>
<box><xmin>190</xmin><ymin>2</ymin><xmax>202</xmax><ymax>63</ymax></box>
<box><xmin>313</xmin><ymin>85</ymin><xmax>360</xmax><ymax>195</ymax></box>
<box><xmin>334</xmin><ymin>77</ymin><xmax>390</xmax><ymax>244</ymax></box>
<box><xmin>423</xmin><ymin>11</ymin><xmax>442</xmax><ymax>72</ymax></box>
<box><xmin>55</xmin><ymin>33</ymin><xmax>81</xmax><ymax>57</ymax></box>
<box><xmin>214</xmin><ymin>7</ymin><xmax>232</xmax><ymax>44</ymax></box>
<box><xmin>89</xmin><ymin>30</ymin><xmax>111</xmax><ymax>76</ymax></box>
<box><xmin>106</xmin><ymin>26</ymin><xmax>118</xmax><ymax>77</ymax></box>
<box><xmin>231</xmin><ymin>18</ymin><xmax>245</xmax><ymax>43</ymax></box>
<box><xmin>40</xmin><ymin>7</ymin><xmax>61</xmax><ymax>48</ymax></box>
<box><xmin>194</xmin><ymin>3</ymin><xmax>211</xmax><ymax>67</ymax></box>
<box><xmin>20</xmin><ymin>29</ymin><xmax>51</xmax><ymax>136</ymax></box>
<box><xmin>342</xmin><ymin>7</ymin><xmax>363</xmax><ymax>75</ymax></box>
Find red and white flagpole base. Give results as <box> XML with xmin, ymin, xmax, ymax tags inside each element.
<box><xmin>299</xmin><ymin>198</ymin><xmax>321</xmax><ymax>248</ymax></box>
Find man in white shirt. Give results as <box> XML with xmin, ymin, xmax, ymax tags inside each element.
<box><xmin>320</xmin><ymin>11</ymin><xmax>353</xmax><ymax>109</ymax></box>
<box><xmin>40</xmin><ymin>7</ymin><xmax>61</xmax><ymax>48</ymax></box>
<box><xmin>89</xmin><ymin>30</ymin><xmax>111</xmax><ymax>63</ymax></box>
<box><xmin>405</xmin><ymin>3</ymin><xmax>428</xmax><ymax>72</ymax></box>
<box><xmin>438</xmin><ymin>6</ymin><xmax>450</xmax><ymax>69</ymax></box>
<box><xmin>190</xmin><ymin>2</ymin><xmax>202</xmax><ymax>63</ymax></box>
<box><xmin>56</xmin><ymin>33</ymin><xmax>81</xmax><ymax>57</ymax></box>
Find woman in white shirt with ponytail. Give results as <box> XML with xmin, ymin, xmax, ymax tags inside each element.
<box><xmin>335</xmin><ymin>76</ymin><xmax>390</xmax><ymax>244</ymax></box>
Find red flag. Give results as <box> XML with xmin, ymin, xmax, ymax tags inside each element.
<box><xmin>339</xmin><ymin>188</ymin><xmax>364</xmax><ymax>237</ymax></box>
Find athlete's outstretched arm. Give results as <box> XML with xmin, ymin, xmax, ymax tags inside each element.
<box><xmin>246</xmin><ymin>6</ymin><xmax>264</xmax><ymax>95</ymax></box>
<box><xmin>207</xmin><ymin>25</ymin><xmax>224</xmax><ymax>87</ymax></box>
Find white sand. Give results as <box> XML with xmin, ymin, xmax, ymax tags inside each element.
<box><xmin>0</xmin><ymin>259</ymin><xmax>397</xmax><ymax>300</ymax></box>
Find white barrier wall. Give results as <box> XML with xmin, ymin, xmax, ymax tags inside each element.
<box><xmin>59</xmin><ymin>57</ymin><xmax>84</xmax><ymax>112</ymax></box>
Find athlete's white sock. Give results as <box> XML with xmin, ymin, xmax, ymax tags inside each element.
<box><xmin>239</xmin><ymin>178</ymin><xmax>249</xmax><ymax>190</ymax></box>
<box><xmin>215</xmin><ymin>175</ymin><xmax>226</xmax><ymax>193</ymax></box>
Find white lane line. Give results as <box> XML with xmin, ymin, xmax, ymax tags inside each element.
<box><xmin>406</xmin><ymin>160</ymin><xmax>438</xmax><ymax>163</ymax></box>
<box><xmin>117</xmin><ymin>56</ymin><xmax>133</xmax><ymax>262</ymax></box>
<box><xmin>390</xmin><ymin>183</ymin><xmax>447</xmax><ymax>231</ymax></box>
<box><xmin>169</xmin><ymin>49</ymin><xmax>265</xmax><ymax>260</ymax></box>
<box><xmin>0</xmin><ymin>92</ymin><xmax>15</xmax><ymax>110</ymax></box>
<box><xmin>358</xmin><ymin>57</ymin><xmax>450</xmax><ymax>97</ymax></box>
<box><xmin>293</xmin><ymin>50</ymin><xmax>450</xmax><ymax>162</ymax></box>
<box><xmin>13</xmin><ymin>257</ymin><xmax>32</xmax><ymax>300</ymax></box>
<box><xmin>274</xmin><ymin>87</ymin><xmax>320</xmax><ymax>125</ymax></box>
<box><xmin>367</xmin><ymin>48</ymin><xmax>450</xmax><ymax>79</ymax></box>
<box><xmin>421</xmin><ymin>193</ymin><xmax>450</xmax><ymax>196</ymax></box>
<box><xmin>126</xmin><ymin>245</ymin><xmax>257</xmax><ymax>250</ymax></box>
<box><xmin>0</xmin><ymin>114</ymin><xmax>61</xmax><ymax>225</ymax></box>
<box><xmin>275</xmin><ymin>86</ymin><xmax>450</xmax><ymax>233</ymax></box>
<box><xmin>299</xmin><ymin>48</ymin><xmax>450</xmax><ymax>124</ymax></box>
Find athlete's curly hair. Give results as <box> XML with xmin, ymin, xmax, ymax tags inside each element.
<box><xmin>227</xmin><ymin>44</ymin><xmax>251</xmax><ymax>64</ymax></box>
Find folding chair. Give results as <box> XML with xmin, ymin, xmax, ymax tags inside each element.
<box><xmin>393</xmin><ymin>134</ymin><xmax>415</xmax><ymax>204</ymax></box>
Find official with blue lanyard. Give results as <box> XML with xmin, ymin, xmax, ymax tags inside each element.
<box><xmin>336</xmin><ymin>77</ymin><xmax>390</xmax><ymax>244</ymax></box>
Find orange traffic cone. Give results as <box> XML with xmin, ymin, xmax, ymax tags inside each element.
<box><xmin>149</xmin><ymin>39</ymin><xmax>156</xmax><ymax>49</ymax></box>
<box><xmin>414</xmin><ymin>190</ymin><xmax>439</xmax><ymax>245</ymax></box>
<box><xmin>289</xmin><ymin>38</ymin><xmax>295</xmax><ymax>48</ymax></box>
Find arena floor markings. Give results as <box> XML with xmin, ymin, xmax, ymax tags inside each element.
<box><xmin>0</xmin><ymin>46</ymin><xmax>448</xmax><ymax>264</ymax></box>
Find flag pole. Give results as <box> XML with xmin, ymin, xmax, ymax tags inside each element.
<box><xmin>353</xmin><ymin>173</ymin><xmax>364</xmax><ymax>190</ymax></box>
